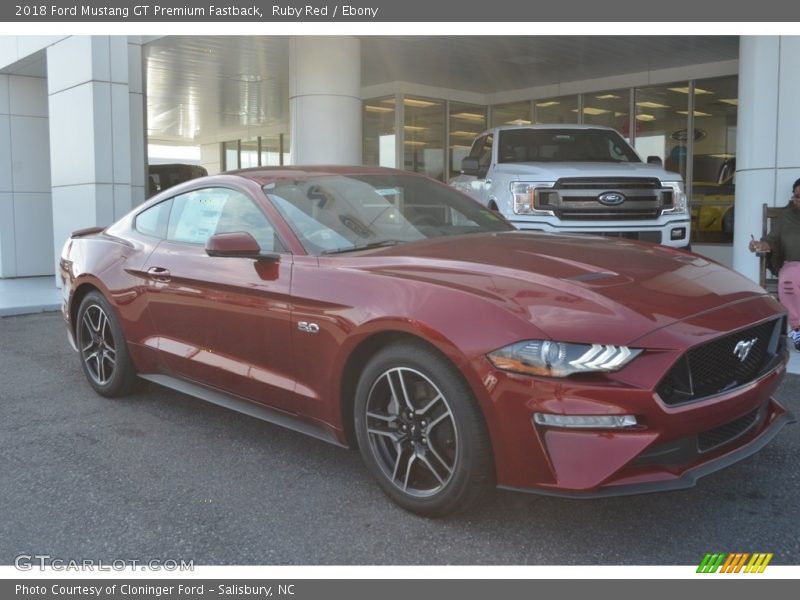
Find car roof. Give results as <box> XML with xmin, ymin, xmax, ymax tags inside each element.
<box><xmin>224</xmin><ymin>165</ymin><xmax>409</xmax><ymax>186</ymax></box>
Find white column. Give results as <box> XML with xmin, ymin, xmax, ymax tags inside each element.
<box><xmin>47</xmin><ymin>36</ymin><xmax>146</xmax><ymax>281</ymax></box>
<box><xmin>0</xmin><ymin>74</ymin><xmax>53</xmax><ymax>278</ymax></box>
<box><xmin>289</xmin><ymin>36</ymin><xmax>361</xmax><ymax>165</ymax></box>
<box><xmin>734</xmin><ymin>36</ymin><xmax>800</xmax><ymax>281</ymax></box>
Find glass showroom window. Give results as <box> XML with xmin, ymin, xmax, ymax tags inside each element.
<box><xmin>240</xmin><ymin>138</ymin><xmax>259</xmax><ymax>168</ymax></box>
<box><xmin>491</xmin><ymin>101</ymin><xmax>531</xmax><ymax>127</ymax></box>
<box><xmin>689</xmin><ymin>76</ymin><xmax>738</xmax><ymax>244</ymax></box>
<box><xmin>223</xmin><ymin>140</ymin><xmax>239</xmax><ymax>171</ymax></box>
<box><xmin>363</xmin><ymin>97</ymin><xmax>397</xmax><ymax>169</ymax></box>
<box><xmin>581</xmin><ymin>89</ymin><xmax>631</xmax><ymax>138</ymax></box>
<box><xmin>449</xmin><ymin>101</ymin><xmax>487</xmax><ymax>179</ymax></box>
<box><xmin>260</xmin><ymin>135</ymin><xmax>282</xmax><ymax>166</ymax></box>
<box><xmin>281</xmin><ymin>133</ymin><xmax>291</xmax><ymax>166</ymax></box>
<box><xmin>634</xmin><ymin>84</ymin><xmax>689</xmax><ymax>178</ymax></box>
<box><xmin>403</xmin><ymin>96</ymin><xmax>446</xmax><ymax>181</ymax></box>
<box><xmin>535</xmin><ymin>96</ymin><xmax>578</xmax><ymax>124</ymax></box>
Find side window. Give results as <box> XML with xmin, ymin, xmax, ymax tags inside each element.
<box><xmin>468</xmin><ymin>135</ymin><xmax>493</xmax><ymax>169</ymax></box>
<box><xmin>167</xmin><ymin>187</ymin><xmax>283</xmax><ymax>252</ymax></box>
<box><xmin>135</xmin><ymin>199</ymin><xmax>173</xmax><ymax>238</ymax></box>
<box><xmin>214</xmin><ymin>190</ymin><xmax>284</xmax><ymax>252</ymax></box>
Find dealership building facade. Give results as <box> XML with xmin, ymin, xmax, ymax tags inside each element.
<box><xmin>1</xmin><ymin>35</ymin><xmax>799</xmax><ymax>285</ymax></box>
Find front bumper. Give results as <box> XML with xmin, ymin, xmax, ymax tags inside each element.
<box><xmin>498</xmin><ymin>398</ymin><xmax>794</xmax><ymax>498</ymax></box>
<box><xmin>510</xmin><ymin>217</ymin><xmax>691</xmax><ymax>248</ymax></box>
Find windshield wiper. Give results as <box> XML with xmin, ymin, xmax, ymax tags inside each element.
<box><xmin>321</xmin><ymin>239</ymin><xmax>405</xmax><ymax>255</ymax></box>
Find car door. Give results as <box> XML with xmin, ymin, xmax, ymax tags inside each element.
<box><xmin>142</xmin><ymin>185</ymin><xmax>296</xmax><ymax>411</ymax></box>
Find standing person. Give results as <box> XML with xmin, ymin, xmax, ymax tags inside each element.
<box><xmin>750</xmin><ymin>178</ymin><xmax>800</xmax><ymax>350</ymax></box>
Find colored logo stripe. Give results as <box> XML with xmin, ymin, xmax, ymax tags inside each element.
<box><xmin>697</xmin><ymin>553</ymin><xmax>773</xmax><ymax>573</ymax></box>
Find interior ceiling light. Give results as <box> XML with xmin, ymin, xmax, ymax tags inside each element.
<box><xmin>365</xmin><ymin>105</ymin><xmax>393</xmax><ymax>113</ymax></box>
<box><xmin>403</xmin><ymin>125</ymin><xmax>428</xmax><ymax>131</ymax></box>
<box><xmin>580</xmin><ymin>107</ymin><xmax>610</xmax><ymax>115</ymax></box>
<box><xmin>709</xmin><ymin>153</ymin><xmax>736</xmax><ymax>159</ymax></box>
<box><xmin>451</xmin><ymin>112</ymin><xmax>485</xmax><ymax>121</ymax></box>
<box><xmin>676</xmin><ymin>110</ymin><xmax>712</xmax><ymax>117</ymax></box>
<box><xmin>636</xmin><ymin>101</ymin><xmax>670</xmax><ymax>109</ymax></box>
<box><xmin>505</xmin><ymin>119</ymin><xmax>532</xmax><ymax>125</ymax></box>
<box><xmin>720</xmin><ymin>98</ymin><xmax>739</xmax><ymax>106</ymax></box>
<box><xmin>450</xmin><ymin>130</ymin><xmax>480</xmax><ymax>137</ymax></box>
<box><xmin>536</xmin><ymin>101</ymin><xmax>560</xmax><ymax>107</ymax></box>
<box><xmin>636</xmin><ymin>114</ymin><xmax>656</xmax><ymax>122</ymax></box>
<box><xmin>404</xmin><ymin>140</ymin><xmax>427</xmax><ymax>146</ymax></box>
<box><xmin>668</xmin><ymin>86</ymin><xmax>713</xmax><ymax>95</ymax></box>
<box><xmin>402</xmin><ymin>98</ymin><xmax>437</xmax><ymax>108</ymax></box>
<box><xmin>595</xmin><ymin>94</ymin><xmax>621</xmax><ymax>100</ymax></box>
<box><xmin>451</xmin><ymin>144</ymin><xmax>473</xmax><ymax>149</ymax></box>
<box><xmin>613</xmin><ymin>112</ymin><xmax>627</xmax><ymax>117</ymax></box>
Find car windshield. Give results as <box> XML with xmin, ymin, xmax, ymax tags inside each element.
<box><xmin>264</xmin><ymin>173</ymin><xmax>512</xmax><ymax>255</ymax></box>
<box><xmin>497</xmin><ymin>128</ymin><xmax>641</xmax><ymax>163</ymax></box>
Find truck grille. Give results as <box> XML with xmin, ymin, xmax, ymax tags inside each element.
<box><xmin>537</xmin><ymin>177</ymin><xmax>673</xmax><ymax>221</ymax></box>
<box><xmin>656</xmin><ymin>318</ymin><xmax>784</xmax><ymax>406</ymax></box>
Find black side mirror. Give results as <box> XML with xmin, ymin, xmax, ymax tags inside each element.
<box><xmin>461</xmin><ymin>157</ymin><xmax>487</xmax><ymax>178</ymax></box>
<box><xmin>647</xmin><ymin>155</ymin><xmax>663</xmax><ymax>167</ymax></box>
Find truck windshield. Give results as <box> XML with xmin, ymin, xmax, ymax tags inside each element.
<box><xmin>497</xmin><ymin>128</ymin><xmax>641</xmax><ymax>164</ymax></box>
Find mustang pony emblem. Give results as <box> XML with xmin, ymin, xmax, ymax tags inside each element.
<box><xmin>733</xmin><ymin>338</ymin><xmax>758</xmax><ymax>362</ymax></box>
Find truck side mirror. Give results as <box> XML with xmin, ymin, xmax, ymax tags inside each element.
<box><xmin>461</xmin><ymin>157</ymin><xmax>487</xmax><ymax>178</ymax></box>
<box><xmin>647</xmin><ymin>156</ymin><xmax>663</xmax><ymax>167</ymax></box>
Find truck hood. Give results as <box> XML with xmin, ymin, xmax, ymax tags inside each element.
<box><xmin>493</xmin><ymin>161</ymin><xmax>681</xmax><ymax>182</ymax></box>
<box><xmin>336</xmin><ymin>232</ymin><xmax>765</xmax><ymax>346</ymax></box>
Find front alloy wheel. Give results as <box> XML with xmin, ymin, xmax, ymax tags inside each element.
<box><xmin>354</xmin><ymin>341</ymin><xmax>493</xmax><ymax>516</ymax></box>
<box><xmin>365</xmin><ymin>367</ymin><xmax>458</xmax><ymax>497</ymax></box>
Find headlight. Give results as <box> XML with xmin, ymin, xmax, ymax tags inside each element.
<box><xmin>511</xmin><ymin>182</ymin><xmax>555</xmax><ymax>216</ymax></box>
<box><xmin>661</xmin><ymin>181</ymin><xmax>688</xmax><ymax>216</ymax></box>
<box><xmin>487</xmin><ymin>340</ymin><xmax>642</xmax><ymax>378</ymax></box>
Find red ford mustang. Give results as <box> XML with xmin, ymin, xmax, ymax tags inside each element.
<box><xmin>59</xmin><ymin>166</ymin><xmax>793</xmax><ymax>516</ymax></box>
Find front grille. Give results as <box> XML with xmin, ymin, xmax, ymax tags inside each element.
<box><xmin>537</xmin><ymin>177</ymin><xmax>671</xmax><ymax>221</ymax></box>
<box><xmin>656</xmin><ymin>318</ymin><xmax>783</xmax><ymax>406</ymax></box>
<box><xmin>698</xmin><ymin>407</ymin><xmax>762</xmax><ymax>453</ymax></box>
<box><xmin>555</xmin><ymin>177</ymin><xmax>662</xmax><ymax>190</ymax></box>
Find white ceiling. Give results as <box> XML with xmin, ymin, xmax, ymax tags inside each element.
<box><xmin>141</xmin><ymin>35</ymin><xmax>739</xmax><ymax>144</ymax></box>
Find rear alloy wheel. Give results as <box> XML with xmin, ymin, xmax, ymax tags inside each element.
<box><xmin>354</xmin><ymin>342</ymin><xmax>493</xmax><ymax>516</ymax></box>
<box><xmin>76</xmin><ymin>291</ymin><xmax>138</xmax><ymax>397</ymax></box>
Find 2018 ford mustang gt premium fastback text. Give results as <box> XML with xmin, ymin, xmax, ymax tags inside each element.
<box><xmin>60</xmin><ymin>166</ymin><xmax>793</xmax><ymax>516</ymax></box>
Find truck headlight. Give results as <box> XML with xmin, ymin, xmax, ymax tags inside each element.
<box><xmin>488</xmin><ymin>340</ymin><xmax>642</xmax><ymax>378</ymax></box>
<box><xmin>661</xmin><ymin>182</ymin><xmax>689</xmax><ymax>216</ymax></box>
<box><xmin>511</xmin><ymin>182</ymin><xmax>555</xmax><ymax>216</ymax></box>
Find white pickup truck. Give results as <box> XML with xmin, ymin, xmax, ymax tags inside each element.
<box><xmin>450</xmin><ymin>124</ymin><xmax>690</xmax><ymax>248</ymax></box>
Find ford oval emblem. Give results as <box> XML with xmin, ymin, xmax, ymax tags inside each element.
<box><xmin>597</xmin><ymin>192</ymin><xmax>626</xmax><ymax>206</ymax></box>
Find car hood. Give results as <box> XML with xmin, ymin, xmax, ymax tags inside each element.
<box><xmin>492</xmin><ymin>161</ymin><xmax>681</xmax><ymax>182</ymax></box>
<box><xmin>336</xmin><ymin>232</ymin><xmax>766</xmax><ymax>346</ymax></box>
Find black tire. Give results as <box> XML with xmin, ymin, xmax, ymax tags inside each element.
<box><xmin>354</xmin><ymin>341</ymin><xmax>494</xmax><ymax>517</ymax></box>
<box><xmin>75</xmin><ymin>290</ymin><xmax>138</xmax><ymax>397</ymax></box>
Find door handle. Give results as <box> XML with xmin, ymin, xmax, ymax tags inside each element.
<box><xmin>147</xmin><ymin>266</ymin><xmax>171</xmax><ymax>282</ymax></box>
